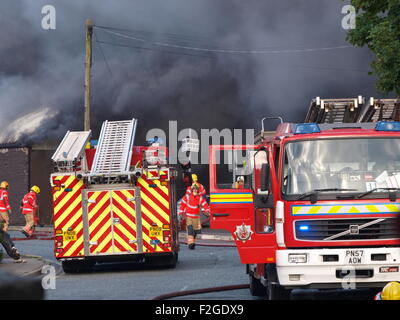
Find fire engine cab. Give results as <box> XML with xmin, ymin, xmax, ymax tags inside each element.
<box><xmin>50</xmin><ymin>119</ymin><xmax>179</xmax><ymax>273</ymax></box>
<box><xmin>209</xmin><ymin>97</ymin><xmax>400</xmax><ymax>299</ymax></box>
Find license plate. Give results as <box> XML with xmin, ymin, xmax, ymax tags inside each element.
<box><xmin>345</xmin><ymin>250</ymin><xmax>365</xmax><ymax>264</ymax></box>
<box><xmin>150</xmin><ymin>226</ymin><xmax>162</xmax><ymax>237</ymax></box>
<box><xmin>63</xmin><ymin>231</ymin><xmax>77</xmax><ymax>241</ymax></box>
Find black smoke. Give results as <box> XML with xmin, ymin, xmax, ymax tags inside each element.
<box><xmin>0</xmin><ymin>0</ymin><xmax>379</xmax><ymax>146</ymax></box>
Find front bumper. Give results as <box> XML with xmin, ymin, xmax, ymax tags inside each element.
<box><xmin>276</xmin><ymin>247</ymin><xmax>400</xmax><ymax>289</ymax></box>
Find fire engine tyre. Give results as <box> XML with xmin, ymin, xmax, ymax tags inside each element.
<box><xmin>249</xmin><ymin>273</ymin><xmax>267</xmax><ymax>297</ymax></box>
<box><xmin>267</xmin><ymin>283</ymin><xmax>291</xmax><ymax>300</ymax></box>
<box><xmin>62</xmin><ymin>260</ymin><xmax>94</xmax><ymax>274</ymax></box>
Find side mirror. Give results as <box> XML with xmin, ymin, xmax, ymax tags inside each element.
<box><xmin>261</xmin><ymin>163</ymin><xmax>270</xmax><ymax>192</ymax></box>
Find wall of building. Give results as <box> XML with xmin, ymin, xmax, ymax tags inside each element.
<box><xmin>0</xmin><ymin>147</ymin><xmax>30</xmax><ymax>225</ymax></box>
<box><xmin>0</xmin><ymin>146</ymin><xmax>55</xmax><ymax>226</ymax></box>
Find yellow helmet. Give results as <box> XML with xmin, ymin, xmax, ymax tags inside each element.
<box><xmin>31</xmin><ymin>186</ymin><xmax>41</xmax><ymax>194</ymax></box>
<box><xmin>381</xmin><ymin>282</ymin><xmax>400</xmax><ymax>300</ymax></box>
<box><xmin>0</xmin><ymin>181</ymin><xmax>9</xmax><ymax>189</ymax></box>
<box><xmin>191</xmin><ymin>174</ymin><xmax>198</xmax><ymax>182</ymax></box>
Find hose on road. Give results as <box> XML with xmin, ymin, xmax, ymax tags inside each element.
<box><xmin>150</xmin><ymin>284</ymin><xmax>249</xmax><ymax>300</ymax></box>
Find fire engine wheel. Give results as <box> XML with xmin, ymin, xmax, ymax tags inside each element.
<box><xmin>249</xmin><ymin>273</ymin><xmax>267</xmax><ymax>297</ymax></box>
<box><xmin>62</xmin><ymin>260</ymin><xmax>94</xmax><ymax>274</ymax></box>
<box><xmin>267</xmin><ymin>283</ymin><xmax>291</xmax><ymax>300</ymax></box>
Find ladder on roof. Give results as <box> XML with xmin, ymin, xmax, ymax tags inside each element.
<box><xmin>358</xmin><ymin>98</ymin><xmax>400</xmax><ymax>122</ymax></box>
<box><xmin>305</xmin><ymin>97</ymin><xmax>364</xmax><ymax>124</ymax></box>
<box><xmin>91</xmin><ymin>119</ymin><xmax>137</xmax><ymax>175</ymax></box>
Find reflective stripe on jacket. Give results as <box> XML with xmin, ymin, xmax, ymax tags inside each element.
<box><xmin>0</xmin><ymin>189</ymin><xmax>11</xmax><ymax>212</ymax></box>
<box><xmin>178</xmin><ymin>193</ymin><xmax>209</xmax><ymax>219</ymax></box>
<box><xmin>21</xmin><ymin>191</ymin><xmax>37</xmax><ymax>214</ymax></box>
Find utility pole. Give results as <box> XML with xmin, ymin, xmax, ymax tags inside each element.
<box><xmin>84</xmin><ymin>19</ymin><xmax>93</xmax><ymax>131</ymax></box>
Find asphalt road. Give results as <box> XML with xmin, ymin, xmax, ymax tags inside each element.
<box><xmin>9</xmin><ymin>231</ymin><xmax>378</xmax><ymax>300</ymax></box>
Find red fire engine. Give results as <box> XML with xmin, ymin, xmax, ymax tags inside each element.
<box><xmin>50</xmin><ymin>119</ymin><xmax>179</xmax><ymax>273</ymax></box>
<box><xmin>209</xmin><ymin>97</ymin><xmax>400</xmax><ymax>299</ymax></box>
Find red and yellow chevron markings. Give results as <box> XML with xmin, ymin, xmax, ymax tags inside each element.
<box><xmin>87</xmin><ymin>189</ymin><xmax>138</xmax><ymax>255</ymax></box>
<box><xmin>111</xmin><ymin>190</ymin><xmax>137</xmax><ymax>253</ymax></box>
<box><xmin>87</xmin><ymin>190</ymin><xmax>113</xmax><ymax>254</ymax></box>
<box><xmin>52</xmin><ymin>175</ymin><xmax>85</xmax><ymax>258</ymax></box>
<box><xmin>138</xmin><ymin>170</ymin><xmax>171</xmax><ymax>253</ymax></box>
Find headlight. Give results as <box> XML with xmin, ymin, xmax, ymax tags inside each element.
<box><xmin>288</xmin><ymin>253</ymin><xmax>307</xmax><ymax>263</ymax></box>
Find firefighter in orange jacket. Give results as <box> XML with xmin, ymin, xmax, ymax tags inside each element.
<box><xmin>21</xmin><ymin>186</ymin><xmax>40</xmax><ymax>237</ymax></box>
<box><xmin>0</xmin><ymin>181</ymin><xmax>11</xmax><ymax>232</ymax></box>
<box><xmin>179</xmin><ymin>184</ymin><xmax>210</xmax><ymax>249</ymax></box>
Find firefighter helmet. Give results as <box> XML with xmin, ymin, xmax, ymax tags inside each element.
<box><xmin>31</xmin><ymin>186</ymin><xmax>41</xmax><ymax>194</ymax></box>
<box><xmin>381</xmin><ymin>282</ymin><xmax>400</xmax><ymax>300</ymax></box>
<box><xmin>191</xmin><ymin>174</ymin><xmax>198</xmax><ymax>182</ymax></box>
<box><xmin>0</xmin><ymin>181</ymin><xmax>9</xmax><ymax>189</ymax></box>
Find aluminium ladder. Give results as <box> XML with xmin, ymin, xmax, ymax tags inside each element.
<box><xmin>91</xmin><ymin>119</ymin><xmax>138</xmax><ymax>175</ymax></box>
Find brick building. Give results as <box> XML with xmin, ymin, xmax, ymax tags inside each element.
<box><xmin>0</xmin><ymin>143</ymin><xmax>56</xmax><ymax>226</ymax></box>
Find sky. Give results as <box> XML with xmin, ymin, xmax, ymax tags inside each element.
<box><xmin>0</xmin><ymin>0</ymin><xmax>380</xmax><ymax>146</ymax></box>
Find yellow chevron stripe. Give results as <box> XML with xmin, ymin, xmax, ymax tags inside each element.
<box><xmin>112</xmin><ymin>203</ymin><xmax>137</xmax><ymax>234</ymax></box>
<box><xmin>55</xmin><ymin>195</ymin><xmax>83</xmax><ymax>227</ymax></box>
<box><xmin>88</xmin><ymin>193</ymin><xmax>110</xmax><ymax>227</ymax></box>
<box><xmin>94</xmin><ymin>234</ymin><xmax>113</xmax><ymax>253</ymax></box>
<box><xmin>138</xmin><ymin>178</ymin><xmax>169</xmax><ymax>209</ymax></box>
<box><xmin>140</xmin><ymin>192</ymin><xmax>169</xmax><ymax>222</ymax></box>
<box><xmin>328</xmin><ymin>206</ymin><xmax>342</xmax><ymax>214</ymax></box>
<box><xmin>141</xmin><ymin>204</ymin><xmax>164</xmax><ymax>227</ymax></box>
<box><xmin>63</xmin><ymin>236</ymin><xmax>84</xmax><ymax>257</ymax></box>
<box><xmin>54</xmin><ymin>178</ymin><xmax>83</xmax><ymax>212</ymax></box>
<box><xmin>113</xmin><ymin>232</ymin><xmax>132</xmax><ymax>252</ymax></box>
<box><xmin>292</xmin><ymin>207</ymin><xmax>302</xmax><ymax>215</ymax></box>
<box><xmin>309</xmin><ymin>206</ymin><xmax>322</xmax><ymax>214</ymax></box>
<box><xmin>90</xmin><ymin>206</ymin><xmax>112</xmax><ymax>241</ymax></box>
<box><xmin>385</xmin><ymin>204</ymin><xmax>400</xmax><ymax>212</ymax></box>
<box><xmin>365</xmin><ymin>205</ymin><xmax>379</xmax><ymax>212</ymax></box>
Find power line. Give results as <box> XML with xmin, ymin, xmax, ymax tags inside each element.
<box><xmin>96</xmin><ymin>40</ymin><xmax>369</xmax><ymax>73</ymax></box>
<box><xmin>96</xmin><ymin>40</ymin><xmax>214</xmax><ymax>59</ymax></box>
<box><xmin>93</xmin><ymin>30</ymin><xmax>114</xmax><ymax>77</ymax></box>
<box><xmin>94</xmin><ymin>26</ymin><xmax>354</xmax><ymax>55</ymax></box>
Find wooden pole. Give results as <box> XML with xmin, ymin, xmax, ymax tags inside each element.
<box><xmin>84</xmin><ymin>19</ymin><xmax>93</xmax><ymax>131</ymax></box>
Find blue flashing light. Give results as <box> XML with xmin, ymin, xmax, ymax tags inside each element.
<box><xmin>375</xmin><ymin>121</ymin><xmax>400</xmax><ymax>132</ymax></box>
<box><xmin>294</xmin><ymin>123</ymin><xmax>321</xmax><ymax>135</ymax></box>
<box><xmin>299</xmin><ymin>225</ymin><xmax>310</xmax><ymax>231</ymax></box>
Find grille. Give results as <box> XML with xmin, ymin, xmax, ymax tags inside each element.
<box><xmin>295</xmin><ymin>218</ymin><xmax>399</xmax><ymax>241</ymax></box>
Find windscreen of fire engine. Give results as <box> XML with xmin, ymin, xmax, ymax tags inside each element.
<box><xmin>282</xmin><ymin>138</ymin><xmax>400</xmax><ymax>196</ymax></box>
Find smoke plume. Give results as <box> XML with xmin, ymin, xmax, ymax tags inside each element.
<box><xmin>0</xmin><ymin>0</ymin><xmax>378</xmax><ymax>146</ymax></box>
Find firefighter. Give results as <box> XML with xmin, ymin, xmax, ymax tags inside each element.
<box><xmin>374</xmin><ymin>281</ymin><xmax>400</xmax><ymax>300</ymax></box>
<box><xmin>185</xmin><ymin>174</ymin><xmax>206</xmax><ymax>197</ymax></box>
<box><xmin>0</xmin><ymin>181</ymin><xmax>11</xmax><ymax>232</ymax></box>
<box><xmin>21</xmin><ymin>186</ymin><xmax>40</xmax><ymax>238</ymax></box>
<box><xmin>179</xmin><ymin>184</ymin><xmax>210</xmax><ymax>250</ymax></box>
<box><xmin>233</xmin><ymin>176</ymin><xmax>245</xmax><ymax>189</ymax></box>
<box><xmin>0</xmin><ymin>222</ymin><xmax>23</xmax><ymax>262</ymax></box>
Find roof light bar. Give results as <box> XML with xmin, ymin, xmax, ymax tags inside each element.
<box><xmin>294</xmin><ymin>123</ymin><xmax>321</xmax><ymax>135</ymax></box>
<box><xmin>375</xmin><ymin>121</ymin><xmax>400</xmax><ymax>132</ymax></box>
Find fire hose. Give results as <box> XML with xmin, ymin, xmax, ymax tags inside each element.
<box><xmin>150</xmin><ymin>284</ymin><xmax>250</xmax><ymax>300</ymax></box>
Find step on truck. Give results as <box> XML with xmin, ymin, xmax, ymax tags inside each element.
<box><xmin>209</xmin><ymin>97</ymin><xmax>400</xmax><ymax>299</ymax></box>
<box><xmin>50</xmin><ymin>119</ymin><xmax>179</xmax><ymax>273</ymax></box>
